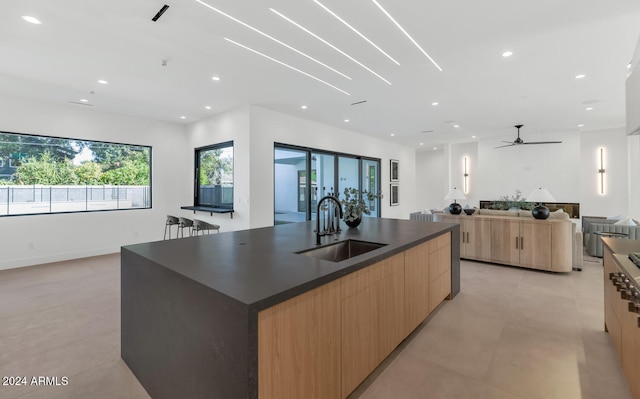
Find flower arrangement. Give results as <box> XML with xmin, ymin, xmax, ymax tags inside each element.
<box><xmin>340</xmin><ymin>187</ymin><xmax>381</xmax><ymax>222</ymax></box>
<box><xmin>490</xmin><ymin>189</ymin><xmax>534</xmax><ymax>210</ymax></box>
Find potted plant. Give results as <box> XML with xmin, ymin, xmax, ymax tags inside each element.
<box><xmin>340</xmin><ymin>187</ymin><xmax>381</xmax><ymax>228</ymax></box>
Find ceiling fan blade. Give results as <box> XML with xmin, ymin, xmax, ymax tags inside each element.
<box><xmin>501</xmin><ymin>141</ymin><xmax>513</xmax><ymax>144</ymax></box>
<box><xmin>520</xmin><ymin>141</ymin><xmax>563</xmax><ymax>145</ymax></box>
<box><xmin>494</xmin><ymin>143</ymin><xmax>516</xmax><ymax>149</ymax></box>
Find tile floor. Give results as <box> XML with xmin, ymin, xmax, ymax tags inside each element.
<box><xmin>0</xmin><ymin>253</ymin><xmax>632</xmax><ymax>399</ymax></box>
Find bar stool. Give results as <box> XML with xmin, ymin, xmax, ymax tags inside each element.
<box><xmin>193</xmin><ymin>219</ymin><xmax>220</xmax><ymax>235</ymax></box>
<box><xmin>177</xmin><ymin>217</ymin><xmax>194</xmax><ymax>238</ymax></box>
<box><xmin>164</xmin><ymin>215</ymin><xmax>179</xmax><ymax>240</ymax></box>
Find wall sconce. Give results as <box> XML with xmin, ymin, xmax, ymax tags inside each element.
<box><xmin>598</xmin><ymin>147</ymin><xmax>605</xmax><ymax>195</ymax></box>
<box><xmin>463</xmin><ymin>156</ymin><xmax>469</xmax><ymax>194</ymax></box>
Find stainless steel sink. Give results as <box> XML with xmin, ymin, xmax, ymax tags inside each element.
<box><xmin>297</xmin><ymin>239</ymin><xmax>387</xmax><ymax>262</ymax></box>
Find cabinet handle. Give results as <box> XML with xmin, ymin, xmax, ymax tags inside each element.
<box><xmin>515</xmin><ymin>237</ymin><xmax>519</xmax><ymax>249</ymax></box>
<box><xmin>466</xmin><ymin>232</ymin><xmax>470</xmax><ymax>242</ymax></box>
<box><xmin>520</xmin><ymin>237</ymin><xmax>524</xmax><ymax>249</ymax></box>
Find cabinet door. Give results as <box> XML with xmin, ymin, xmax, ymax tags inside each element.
<box><xmin>465</xmin><ymin>218</ymin><xmax>492</xmax><ymax>261</ymax></box>
<box><xmin>519</xmin><ymin>222</ymin><xmax>552</xmax><ymax>269</ymax></box>
<box><xmin>620</xmin><ymin>300</ymin><xmax>640</xmax><ymax>398</ymax></box>
<box><xmin>491</xmin><ymin>219</ymin><xmax>520</xmax><ymax>264</ymax></box>
<box><xmin>258</xmin><ymin>279</ymin><xmax>341</xmax><ymax>399</ymax></box>
<box><xmin>443</xmin><ymin>216</ymin><xmax>465</xmax><ymax>257</ymax></box>
<box><xmin>404</xmin><ymin>240</ymin><xmax>431</xmax><ymax>335</ymax></box>
<box><xmin>429</xmin><ymin>233</ymin><xmax>451</xmax><ymax>313</ymax></box>
<box><xmin>341</xmin><ymin>254</ymin><xmax>404</xmax><ymax>398</ymax></box>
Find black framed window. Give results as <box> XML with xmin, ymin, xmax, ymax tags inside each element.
<box><xmin>274</xmin><ymin>143</ymin><xmax>380</xmax><ymax>225</ymax></box>
<box><xmin>0</xmin><ymin>130</ymin><xmax>151</xmax><ymax>216</ymax></box>
<box><xmin>194</xmin><ymin>141</ymin><xmax>233</xmax><ymax>208</ymax></box>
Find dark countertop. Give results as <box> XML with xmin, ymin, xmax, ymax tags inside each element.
<box><xmin>122</xmin><ymin>218</ymin><xmax>456</xmax><ymax>310</ymax></box>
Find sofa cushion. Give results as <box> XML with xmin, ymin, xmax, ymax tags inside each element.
<box><xmin>614</xmin><ymin>217</ymin><xmax>637</xmax><ymax>226</ymax></box>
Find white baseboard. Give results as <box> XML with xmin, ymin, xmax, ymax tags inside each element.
<box><xmin>0</xmin><ymin>247</ymin><xmax>121</xmax><ymax>271</ymax></box>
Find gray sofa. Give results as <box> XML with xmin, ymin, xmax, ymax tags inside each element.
<box><xmin>584</xmin><ymin>222</ymin><xmax>640</xmax><ymax>257</ymax></box>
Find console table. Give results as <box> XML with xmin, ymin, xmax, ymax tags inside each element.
<box><xmin>441</xmin><ymin>214</ymin><xmax>573</xmax><ymax>272</ymax></box>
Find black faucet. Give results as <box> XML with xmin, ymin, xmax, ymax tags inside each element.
<box><xmin>316</xmin><ymin>194</ymin><xmax>343</xmax><ymax>245</ymax></box>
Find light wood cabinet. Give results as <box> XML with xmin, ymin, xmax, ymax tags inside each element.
<box><xmin>442</xmin><ymin>217</ymin><xmax>491</xmax><ymax>261</ymax></box>
<box><xmin>603</xmin><ymin>244</ymin><xmax>640</xmax><ymax>399</ymax></box>
<box><xmin>429</xmin><ymin>232</ymin><xmax>451</xmax><ymax>314</ymax></box>
<box><xmin>258</xmin><ymin>279</ymin><xmax>342</xmax><ymax>399</ymax></box>
<box><xmin>490</xmin><ymin>219</ymin><xmax>551</xmax><ymax>270</ymax></box>
<box><xmin>341</xmin><ymin>253</ymin><xmax>404</xmax><ymax>397</ymax></box>
<box><xmin>404</xmin><ymin>240</ymin><xmax>431</xmax><ymax>335</ymax></box>
<box><xmin>258</xmin><ymin>232</ymin><xmax>453</xmax><ymax>399</ymax></box>
<box><xmin>441</xmin><ymin>215</ymin><xmax>571</xmax><ymax>272</ymax></box>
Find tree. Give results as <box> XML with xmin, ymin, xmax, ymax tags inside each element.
<box><xmin>200</xmin><ymin>149</ymin><xmax>232</xmax><ymax>185</ymax></box>
<box><xmin>100</xmin><ymin>158</ymin><xmax>150</xmax><ymax>185</ymax></box>
<box><xmin>75</xmin><ymin>161</ymin><xmax>102</xmax><ymax>185</ymax></box>
<box><xmin>0</xmin><ymin>132</ymin><xmax>79</xmax><ymax>164</ymax></box>
<box><xmin>79</xmin><ymin>141</ymin><xmax>149</xmax><ymax>172</ymax></box>
<box><xmin>12</xmin><ymin>151</ymin><xmax>78</xmax><ymax>185</ymax></box>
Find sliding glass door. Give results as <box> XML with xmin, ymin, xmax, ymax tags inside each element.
<box><xmin>274</xmin><ymin>144</ymin><xmax>380</xmax><ymax>224</ymax></box>
<box><xmin>311</xmin><ymin>153</ymin><xmax>335</xmax><ymax>221</ymax></box>
<box><xmin>274</xmin><ymin>147</ymin><xmax>308</xmax><ymax>225</ymax></box>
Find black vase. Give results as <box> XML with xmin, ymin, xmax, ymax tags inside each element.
<box><xmin>345</xmin><ymin>216</ymin><xmax>362</xmax><ymax>228</ymax></box>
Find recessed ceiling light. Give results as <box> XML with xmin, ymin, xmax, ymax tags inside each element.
<box><xmin>344</xmin><ymin>119</ymin><xmax>350</xmax><ymax>123</ymax></box>
<box><xmin>205</xmin><ymin>106</ymin><xmax>212</xmax><ymax>110</ymax></box>
<box><xmin>21</xmin><ymin>16</ymin><xmax>42</xmax><ymax>24</ymax></box>
<box><xmin>628</xmin><ymin>63</ymin><xmax>632</xmax><ymax>69</ymax></box>
<box><xmin>575</xmin><ymin>74</ymin><xmax>586</xmax><ymax>79</ymax></box>
<box><xmin>180</xmin><ymin>116</ymin><xmax>187</xmax><ymax>119</ymax></box>
<box><xmin>211</xmin><ymin>76</ymin><xmax>221</xmax><ymax>81</ymax></box>
<box><xmin>301</xmin><ymin>105</ymin><xmax>307</xmax><ymax>109</ymax></box>
<box><xmin>432</xmin><ymin>102</ymin><xmax>439</xmax><ymax>106</ymax></box>
<box><xmin>502</xmin><ymin>51</ymin><xmax>513</xmax><ymax>57</ymax></box>
<box><xmin>97</xmin><ymin>80</ymin><xmax>108</xmax><ymax>85</ymax></box>
<box><xmin>578</xmin><ymin>124</ymin><xmax>584</xmax><ymax>127</ymax></box>
<box><xmin>80</xmin><ymin>99</ymin><xmax>88</xmax><ymax>103</ymax></box>
<box><xmin>313</xmin><ymin>0</ymin><xmax>400</xmax><ymax>66</ymax></box>
<box><xmin>390</xmin><ymin>133</ymin><xmax>395</xmax><ymax>137</ymax></box>
<box><xmin>369</xmin><ymin>0</ymin><xmax>441</xmax><ymax>71</ymax></box>
<box><xmin>433</xmin><ymin>147</ymin><xmax>437</xmax><ymax>150</ymax></box>
<box><xmin>224</xmin><ymin>38</ymin><xmax>350</xmax><ymax>96</ymax></box>
<box><xmin>472</xmin><ymin>135</ymin><xmax>476</xmax><ymax>138</ymax></box>
<box><xmin>196</xmin><ymin>0</ymin><xmax>351</xmax><ymax>80</ymax></box>
<box><xmin>270</xmin><ymin>8</ymin><xmax>390</xmax><ymax>85</ymax></box>
<box><xmin>420</xmin><ymin>143</ymin><xmax>424</xmax><ymax>146</ymax></box>
<box><xmin>585</xmin><ymin>107</ymin><xmax>593</xmax><ymax>111</ymax></box>
<box><xmin>453</xmin><ymin>124</ymin><xmax>460</xmax><ymax>128</ymax></box>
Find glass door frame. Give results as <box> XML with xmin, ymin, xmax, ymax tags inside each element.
<box><xmin>274</xmin><ymin>143</ymin><xmax>381</xmax><ymax>224</ymax></box>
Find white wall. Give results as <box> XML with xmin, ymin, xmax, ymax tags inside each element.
<box><xmin>415</xmin><ymin>128</ymin><xmax>633</xmax><ymax>220</ymax></box>
<box><xmin>448</xmin><ymin>142</ymin><xmax>479</xmax><ymax>208</ymax></box>
<box><xmin>186</xmin><ymin>106</ymin><xmax>251</xmax><ymax>231</ymax></box>
<box><xmin>0</xmin><ymin>95</ymin><xmax>189</xmax><ymax>270</ymax></box>
<box><xmin>415</xmin><ymin>149</ymin><xmax>446</xmax><ymax>210</ymax></box>
<box><xmin>627</xmin><ymin>135</ymin><xmax>640</xmax><ymax>220</ymax></box>
<box><xmin>248</xmin><ymin>106</ymin><xmax>417</xmax><ymax>228</ymax></box>
<box><xmin>580</xmin><ymin>128</ymin><xmax>629</xmax><ymax>218</ymax></box>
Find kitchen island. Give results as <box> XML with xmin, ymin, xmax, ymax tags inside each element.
<box><xmin>121</xmin><ymin>218</ymin><xmax>459</xmax><ymax>399</ymax></box>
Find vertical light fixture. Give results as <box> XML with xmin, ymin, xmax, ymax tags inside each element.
<box><xmin>463</xmin><ymin>156</ymin><xmax>469</xmax><ymax>194</ymax></box>
<box><xmin>598</xmin><ymin>147</ymin><xmax>606</xmax><ymax>195</ymax></box>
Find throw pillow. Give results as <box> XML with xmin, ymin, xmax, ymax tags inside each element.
<box><xmin>614</xmin><ymin>217</ymin><xmax>636</xmax><ymax>226</ymax></box>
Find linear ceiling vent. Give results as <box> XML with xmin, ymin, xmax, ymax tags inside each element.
<box><xmin>420</xmin><ymin>130</ymin><xmax>434</xmax><ymax>134</ymax></box>
<box><xmin>351</xmin><ymin>100</ymin><xmax>367</xmax><ymax>106</ymax></box>
<box><xmin>152</xmin><ymin>4</ymin><xmax>170</xmax><ymax>22</ymax></box>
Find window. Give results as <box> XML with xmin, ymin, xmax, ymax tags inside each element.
<box><xmin>0</xmin><ymin>130</ymin><xmax>152</xmax><ymax>216</ymax></box>
<box><xmin>194</xmin><ymin>141</ymin><xmax>233</xmax><ymax>208</ymax></box>
<box><xmin>274</xmin><ymin>143</ymin><xmax>380</xmax><ymax>224</ymax></box>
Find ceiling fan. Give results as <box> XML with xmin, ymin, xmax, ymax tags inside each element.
<box><xmin>494</xmin><ymin>125</ymin><xmax>562</xmax><ymax>149</ymax></box>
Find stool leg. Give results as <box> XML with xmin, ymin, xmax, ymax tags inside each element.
<box><xmin>164</xmin><ymin>223</ymin><xmax>168</xmax><ymax>240</ymax></box>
